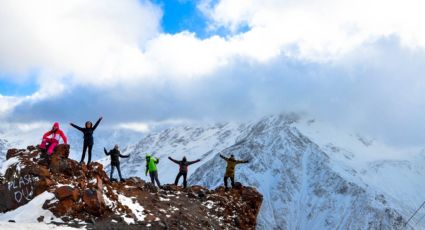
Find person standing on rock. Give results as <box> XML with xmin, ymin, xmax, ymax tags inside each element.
<box><xmin>104</xmin><ymin>144</ymin><xmax>129</xmax><ymax>182</ymax></box>
<box><xmin>40</xmin><ymin>122</ymin><xmax>68</xmax><ymax>155</ymax></box>
<box><xmin>70</xmin><ymin>116</ymin><xmax>102</xmax><ymax>165</ymax></box>
<box><xmin>146</xmin><ymin>154</ymin><xmax>161</xmax><ymax>187</ymax></box>
<box><xmin>219</xmin><ymin>154</ymin><xmax>249</xmax><ymax>190</ymax></box>
<box><xmin>168</xmin><ymin>156</ymin><xmax>201</xmax><ymax>189</ymax></box>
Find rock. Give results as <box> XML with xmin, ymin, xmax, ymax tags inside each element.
<box><xmin>81</xmin><ymin>163</ymin><xmax>88</xmax><ymax>176</ymax></box>
<box><xmin>27</xmin><ymin>146</ymin><xmax>37</xmax><ymax>151</ymax></box>
<box><xmin>37</xmin><ymin>216</ymin><xmax>44</xmax><ymax>222</ymax></box>
<box><xmin>233</xmin><ymin>182</ymin><xmax>243</xmax><ymax>189</ymax></box>
<box><xmin>6</xmin><ymin>149</ymin><xmax>18</xmax><ymax>160</ymax></box>
<box><xmin>55</xmin><ymin>186</ymin><xmax>80</xmax><ymax>202</ymax></box>
<box><xmin>0</xmin><ymin>165</ymin><xmax>36</xmax><ymax>212</ymax></box>
<box><xmin>55</xmin><ymin>199</ymin><xmax>75</xmax><ymax>216</ymax></box>
<box><xmin>143</xmin><ymin>182</ymin><xmax>159</xmax><ymax>193</ymax></box>
<box><xmin>0</xmin><ymin>145</ymin><xmax>263</xmax><ymax>229</ymax></box>
<box><xmin>49</xmin><ymin>144</ymin><xmax>70</xmax><ymax>174</ymax></box>
<box><xmin>30</xmin><ymin>165</ymin><xmax>50</xmax><ymax>177</ymax></box>
<box><xmin>82</xmin><ymin>188</ymin><xmax>105</xmax><ymax>216</ymax></box>
<box><xmin>55</xmin><ymin>144</ymin><xmax>70</xmax><ymax>158</ymax></box>
<box><xmin>34</xmin><ymin>178</ymin><xmax>54</xmax><ymax>196</ymax></box>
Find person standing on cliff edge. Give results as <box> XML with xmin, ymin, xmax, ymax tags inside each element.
<box><xmin>220</xmin><ymin>154</ymin><xmax>249</xmax><ymax>191</ymax></box>
<box><xmin>146</xmin><ymin>154</ymin><xmax>161</xmax><ymax>187</ymax></box>
<box><xmin>70</xmin><ymin>116</ymin><xmax>102</xmax><ymax>165</ymax></box>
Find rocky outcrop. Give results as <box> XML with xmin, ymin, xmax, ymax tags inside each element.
<box><xmin>0</xmin><ymin>145</ymin><xmax>263</xmax><ymax>229</ymax></box>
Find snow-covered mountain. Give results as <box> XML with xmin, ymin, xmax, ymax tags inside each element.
<box><xmin>119</xmin><ymin>114</ymin><xmax>425</xmax><ymax>229</ymax></box>
<box><xmin>2</xmin><ymin>114</ymin><xmax>424</xmax><ymax>229</ymax></box>
<box><xmin>67</xmin><ymin>128</ymin><xmax>143</xmax><ymax>162</ymax></box>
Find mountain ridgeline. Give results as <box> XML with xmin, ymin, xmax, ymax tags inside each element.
<box><xmin>119</xmin><ymin>115</ymin><xmax>412</xmax><ymax>230</ymax></box>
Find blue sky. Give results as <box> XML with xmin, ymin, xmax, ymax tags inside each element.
<box><xmin>1</xmin><ymin>0</ymin><xmax>425</xmax><ymax>147</ymax></box>
<box><xmin>152</xmin><ymin>0</ymin><xmax>207</xmax><ymax>36</ymax></box>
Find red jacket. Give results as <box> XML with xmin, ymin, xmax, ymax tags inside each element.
<box><xmin>43</xmin><ymin>122</ymin><xmax>67</xmax><ymax>144</ymax></box>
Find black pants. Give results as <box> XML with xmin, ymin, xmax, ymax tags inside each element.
<box><xmin>175</xmin><ymin>172</ymin><xmax>188</xmax><ymax>188</ymax></box>
<box><xmin>80</xmin><ymin>142</ymin><xmax>93</xmax><ymax>164</ymax></box>
<box><xmin>110</xmin><ymin>162</ymin><xmax>123</xmax><ymax>180</ymax></box>
<box><xmin>224</xmin><ymin>176</ymin><xmax>235</xmax><ymax>189</ymax></box>
<box><xmin>149</xmin><ymin>171</ymin><xmax>161</xmax><ymax>187</ymax></box>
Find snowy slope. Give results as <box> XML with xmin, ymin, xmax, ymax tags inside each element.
<box><xmin>119</xmin><ymin>122</ymin><xmax>243</xmax><ymax>183</ymax></box>
<box><xmin>190</xmin><ymin>115</ymin><xmax>410</xmax><ymax>229</ymax></box>
<box><xmin>1</xmin><ymin>114</ymin><xmax>423</xmax><ymax>229</ymax></box>
<box><xmin>296</xmin><ymin>118</ymin><xmax>425</xmax><ymax>229</ymax></box>
<box><xmin>120</xmin><ymin>114</ymin><xmax>420</xmax><ymax>229</ymax></box>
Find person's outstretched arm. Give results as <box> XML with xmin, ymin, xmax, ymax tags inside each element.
<box><xmin>219</xmin><ymin>154</ymin><xmax>227</xmax><ymax>160</ymax></box>
<box><xmin>237</xmin><ymin>159</ymin><xmax>249</xmax><ymax>164</ymax></box>
<box><xmin>70</xmin><ymin>123</ymin><xmax>84</xmax><ymax>132</ymax></box>
<box><xmin>104</xmin><ymin>148</ymin><xmax>110</xmax><ymax>155</ymax></box>
<box><xmin>188</xmin><ymin>159</ymin><xmax>201</xmax><ymax>165</ymax></box>
<box><xmin>119</xmin><ymin>151</ymin><xmax>130</xmax><ymax>158</ymax></box>
<box><xmin>93</xmin><ymin>117</ymin><xmax>103</xmax><ymax>130</ymax></box>
<box><xmin>168</xmin><ymin>157</ymin><xmax>179</xmax><ymax>164</ymax></box>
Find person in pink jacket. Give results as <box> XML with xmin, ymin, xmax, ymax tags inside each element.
<box><xmin>40</xmin><ymin>122</ymin><xmax>67</xmax><ymax>155</ymax></box>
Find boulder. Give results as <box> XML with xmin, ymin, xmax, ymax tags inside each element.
<box><xmin>6</xmin><ymin>149</ymin><xmax>19</xmax><ymax>160</ymax></box>
<box><xmin>1</xmin><ymin>145</ymin><xmax>264</xmax><ymax>229</ymax></box>
<box><xmin>82</xmin><ymin>188</ymin><xmax>105</xmax><ymax>216</ymax></box>
<box><xmin>55</xmin><ymin>186</ymin><xmax>80</xmax><ymax>202</ymax></box>
<box><xmin>34</xmin><ymin>178</ymin><xmax>54</xmax><ymax>196</ymax></box>
<box><xmin>30</xmin><ymin>165</ymin><xmax>50</xmax><ymax>177</ymax></box>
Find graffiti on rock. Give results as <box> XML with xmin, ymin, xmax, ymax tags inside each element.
<box><xmin>7</xmin><ymin>174</ymin><xmax>34</xmax><ymax>203</ymax></box>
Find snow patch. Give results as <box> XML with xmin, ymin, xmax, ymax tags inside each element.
<box><xmin>0</xmin><ymin>192</ymin><xmax>62</xmax><ymax>224</ymax></box>
<box><xmin>117</xmin><ymin>194</ymin><xmax>145</xmax><ymax>223</ymax></box>
<box><xmin>0</xmin><ymin>157</ymin><xmax>19</xmax><ymax>175</ymax></box>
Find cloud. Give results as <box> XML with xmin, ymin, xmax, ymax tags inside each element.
<box><xmin>200</xmin><ymin>0</ymin><xmax>425</xmax><ymax>60</ymax></box>
<box><xmin>0</xmin><ymin>0</ymin><xmax>161</xmax><ymax>86</ymax></box>
<box><xmin>1</xmin><ymin>0</ymin><xmax>425</xmax><ymax>148</ymax></box>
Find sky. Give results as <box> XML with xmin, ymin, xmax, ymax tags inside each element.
<box><xmin>1</xmin><ymin>0</ymin><xmax>425</xmax><ymax>147</ymax></box>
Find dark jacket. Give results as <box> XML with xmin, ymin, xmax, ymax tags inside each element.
<box><xmin>168</xmin><ymin>157</ymin><xmax>200</xmax><ymax>173</ymax></box>
<box><xmin>70</xmin><ymin>118</ymin><xmax>102</xmax><ymax>145</ymax></box>
<box><xmin>104</xmin><ymin>148</ymin><xmax>129</xmax><ymax>165</ymax></box>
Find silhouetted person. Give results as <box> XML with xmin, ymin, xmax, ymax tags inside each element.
<box><xmin>219</xmin><ymin>154</ymin><xmax>249</xmax><ymax>190</ymax></box>
<box><xmin>168</xmin><ymin>156</ymin><xmax>201</xmax><ymax>188</ymax></box>
<box><xmin>70</xmin><ymin>117</ymin><xmax>102</xmax><ymax>165</ymax></box>
<box><xmin>104</xmin><ymin>144</ymin><xmax>129</xmax><ymax>182</ymax></box>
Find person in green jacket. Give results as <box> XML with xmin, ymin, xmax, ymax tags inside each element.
<box><xmin>145</xmin><ymin>154</ymin><xmax>161</xmax><ymax>187</ymax></box>
<box><xmin>220</xmin><ymin>154</ymin><xmax>249</xmax><ymax>190</ymax></box>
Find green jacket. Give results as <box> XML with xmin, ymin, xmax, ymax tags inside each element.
<box><xmin>146</xmin><ymin>156</ymin><xmax>159</xmax><ymax>173</ymax></box>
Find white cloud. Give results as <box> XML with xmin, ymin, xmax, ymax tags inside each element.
<box><xmin>1</xmin><ymin>0</ymin><xmax>425</xmax><ymax>147</ymax></box>
<box><xmin>201</xmin><ymin>0</ymin><xmax>425</xmax><ymax>60</ymax></box>
<box><xmin>0</xmin><ymin>0</ymin><xmax>161</xmax><ymax>86</ymax></box>
<box><xmin>116</xmin><ymin>122</ymin><xmax>150</xmax><ymax>133</ymax></box>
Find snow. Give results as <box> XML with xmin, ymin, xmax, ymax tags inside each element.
<box><xmin>117</xmin><ymin>194</ymin><xmax>145</xmax><ymax>223</ymax></box>
<box><xmin>0</xmin><ymin>157</ymin><xmax>19</xmax><ymax>175</ymax></box>
<box><xmin>0</xmin><ymin>222</ymin><xmax>79</xmax><ymax>230</ymax></box>
<box><xmin>0</xmin><ymin>192</ymin><xmax>62</xmax><ymax>224</ymax></box>
<box><xmin>1</xmin><ymin>114</ymin><xmax>423</xmax><ymax>229</ymax></box>
<box><xmin>159</xmin><ymin>197</ymin><xmax>170</xmax><ymax>202</ymax></box>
